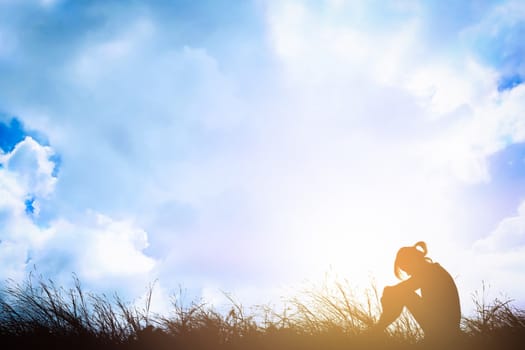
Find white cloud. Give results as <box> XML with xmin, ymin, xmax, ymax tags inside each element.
<box><xmin>419</xmin><ymin>83</ymin><xmax>525</xmax><ymax>185</ymax></box>
<box><xmin>405</xmin><ymin>59</ymin><xmax>497</xmax><ymax>116</ymax></box>
<box><xmin>459</xmin><ymin>201</ymin><xmax>525</xmax><ymax>308</ymax></box>
<box><xmin>0</xmin><ymin>137</ymin><xmax>56</xmax><ymax>253</ymax></box>
<box><xmin>0</xmin><ymin>137</ymin><xmax>157</xmax><ymax>297</ymax></box>
<box><xmin>266</xmin><ymin>1</ymin><xmax>422</xmax><ymax>87</ymax></box>
<box><xmin>2</xmin><ymin>136</ymin><xmax>57</xmax><ymax>198</ymax></box>
<box><xmin>36</xmin><ymin>213</ymin><xmax>156</xmax><ymax>281</ymax></box>
<box><xmin>265</xmin><ymin>1</ymin><xmax>525</xmax><ymax>188</ymax></box>
<box><xmin>474</xmin><ymin>201</ymin><xmax>525</xmax><ymax>252</ymax></box>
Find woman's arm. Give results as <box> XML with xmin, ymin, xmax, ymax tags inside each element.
<box><xmin>392</xmin><ymin>275</ymin><xmax>421</xmax><ymax>293</ymax></box>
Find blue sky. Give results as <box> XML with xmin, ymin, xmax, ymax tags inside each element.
<box><xmin>1</xmin><ymin>0</ymin><xmax>525</xmax><ymax>313</ymax></box>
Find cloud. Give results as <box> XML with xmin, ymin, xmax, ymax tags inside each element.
<box><xmin>0</xmin><ymin>137</ymin><xmax>157</xmax><ymax>297</ymax></box>
<box><xmin>32</xmin><ymin>212</ymin><xmax>156</xmax><ymax>290</ymax></box>
<box><xmin>0</xmin><ymin>137</ymin><xmax>57</xmax><ymax>281</ymax></box>
<box><xmin>2</xmin><ymin>136</ymin><xmax>57</xmax><ymax>198</ymax></box>
<box><xmin>459</xmin><ymin>200</ymin><xmax>525</xmax><ymax>308</ymax></box>
<box><xmin>0</xmin><ymin>135</ymin><xmax>57</xmax><ymax>238</ymax></box>
<box><xmin>263</xmin><ymin>0</ymin><xmax>525</xmax><ymax>188</ymax></box>
<box><xmin>474</xmin><ymin>201</ymin><xmax>525</xmax><ymax>252</ymax></box>
<box><xmin>461</xmin><ymin>0</ymin><xmax>525</xmax><ymax>77</ymax></box>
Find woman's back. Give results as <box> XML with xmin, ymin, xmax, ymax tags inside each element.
<box><xmin>418</xmin><ymin>262</ymin><xmax>461</xmax><ymax>335</ymax></box>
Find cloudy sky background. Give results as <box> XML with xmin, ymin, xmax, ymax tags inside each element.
<box><xmin>1</xmin><ymin>0</ymin><xmax>525</xmax><ymax>314</ymax></box>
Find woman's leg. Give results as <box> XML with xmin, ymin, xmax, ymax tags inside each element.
<box><xmin>374</xmin><ymin>286</ymin><xmax>409</xmax><ymax>329</ymax></box>
<box><xmin>403</xmin><ymin>291</ymin><xmax>432</xmax><ymax>334</ymax></box>
<box><xmin>375</xmin><ymin>287</ymin><xmax>428</xmax><ymax>330</ymax></box>
<box><xmin>375</xmin><ymin>286</ymin><xmax>460</xmax><ymax>341</ymax></box>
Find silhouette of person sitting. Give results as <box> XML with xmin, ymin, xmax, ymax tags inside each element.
<box><xmin>373</xmin><ymin>241</ymin><xmax>461</xmax><ymax>342</ymax></box>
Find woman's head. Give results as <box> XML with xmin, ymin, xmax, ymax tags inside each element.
<box><xmin>394</xmin><ymin>241</ymin><xmax>432</xmax><ymax>279</ymax></box>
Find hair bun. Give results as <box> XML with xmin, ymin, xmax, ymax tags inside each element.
<box><xmin>413</xmin><ymin>241</ymin><xmax>427</xmax><ymax>256</ymax></box>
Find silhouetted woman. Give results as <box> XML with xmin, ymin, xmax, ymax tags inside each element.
<box><xmin>374</xmin><ymin>241</ymin><xmax>461</xmax><ymax>341</ymax></box>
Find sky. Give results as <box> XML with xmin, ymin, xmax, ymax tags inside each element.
<box><xmin>1</xmin><ymin>0</ymin><xmax>525</xmax><ymax>315</ymax></box>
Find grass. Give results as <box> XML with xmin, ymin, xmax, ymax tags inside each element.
<box><xmin>0</xmin><ymin>274</ymin><xmax>524</xmax><ymax>350</ymax></box>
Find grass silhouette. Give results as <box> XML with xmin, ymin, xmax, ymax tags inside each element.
<box><xmin>0</xmin><ymin>274</ymin><xmax>524</xmax><ymax>350</ymax></box>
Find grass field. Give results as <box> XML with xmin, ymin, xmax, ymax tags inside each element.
<box><xmin>1</xmin><ymin>275</ymin><xmax>524</xmax><ymax>350</ymax></box>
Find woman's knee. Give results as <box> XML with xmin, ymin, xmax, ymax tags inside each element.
<box><xmin>381</xmin><ymin>286</ymin><xmax>398</xmax><ymax>304</ymax></box>
<box><xmin>381</xmin><ymin>286</ymin><xmax>419</xmax><ymax>306</ymax></box>
<box><xmin>380</xmin><ymin>286</ymin><xmax>405</xmax><ymax>315</ymax></box>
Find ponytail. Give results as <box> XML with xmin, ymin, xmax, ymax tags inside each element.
<box><xmin>414</xmin><ymin>241</ymin><xmax>427</xmax><ymax>256</ymax></box>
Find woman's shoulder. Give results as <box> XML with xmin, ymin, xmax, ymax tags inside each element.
<box><xmin>419</xmin><ymin>261</ymin><xmax>445</xmax><ymax>275</ymax></box>
<box><xmin>428</xmin><ymin>262</ymin><xmax>455</xmax><ymax>278</ymax></box>
<box><xmin>429</xmin><ymin>262</ymin><xmax>444</xmax><ymax>271</ymax></box>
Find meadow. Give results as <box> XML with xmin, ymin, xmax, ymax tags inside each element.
<box><xmin>0</xmin><ymin>274</ymin><xmax>523</xmax><ymax>350</ymax></box>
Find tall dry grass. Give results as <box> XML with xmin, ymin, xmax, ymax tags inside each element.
<box><xmin>0</xmin><ymin>274</ymin><xmax>524</xmax><ymax>350</ymax></box>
